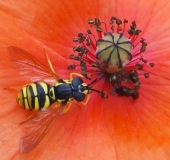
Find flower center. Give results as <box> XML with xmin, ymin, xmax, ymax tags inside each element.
<box><xmin>96</xmin><ymin>32</ymin><xmax>133</xmax><ymax>74</ymax></box>
<box><xmin>68</xmin><ymin>17</ymin><xmax>154</xmax><ymax>99</ymax></box>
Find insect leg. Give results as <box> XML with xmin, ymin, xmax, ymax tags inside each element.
<box><xmin>4</xmin><ymin>86</ymin><xmax>21</xmax><ymax>91</ymax></box>
<box><xmin>81</xmin><ymin>93</ymin><xmax>90</xmax><ymax>106</ymax></box>
<box><xmin>43</xmin><ymin>48</ymin><xmax>55</xmax><ymax>74</ymax></box>
<box><xmin>62</xmin><ymin>102</ymin><xmax>72</xmax><ymax>113</ymax></box>
<box><xmin>69</xmin><ymin>72</ymin><xmax>84</xmax><ymax>80</ymax></box>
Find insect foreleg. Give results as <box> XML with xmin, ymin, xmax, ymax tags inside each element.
<box><xmin>81</xmin><ymin>93</ymin><xmax>90</xmax><ymax>106</ymax></box>
<box><xmin>69</xmin><ymin>73</ymin><xmax>84</xmax><ymax>80</ymax></box>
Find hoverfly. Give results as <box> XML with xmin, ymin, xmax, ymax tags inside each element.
<box><xmin>7</xmin><ymin>46</ymin><xmax>107</xmax><ymax>153</ymax></box>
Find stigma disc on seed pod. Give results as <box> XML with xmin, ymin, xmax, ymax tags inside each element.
<box><xmin>96</xmin><ymin>32</ymin><xmax>133</xmax><ymax>73</ymax></box>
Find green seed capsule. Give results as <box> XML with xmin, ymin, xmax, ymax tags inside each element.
<box><xmin>96</xmin><ymin>32</ymin><xmax>133</xmax><ymax>73</ymax></box>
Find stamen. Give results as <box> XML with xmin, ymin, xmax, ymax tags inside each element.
<box><xmin>149</xmin><ymin>63</ymin><xmax>154</xmax><ymax>67</ymax></box>
<box><xmin>67</xmin><ymin>64</ymin><xmax>76</xmax><ymax>70</ymax></box>
<box><xmin>68</xmin><ymin>16</ymin><xmax>154</xmax><ymax>99</ymax></box>
<box><xmin>144</xmin><ymin>73</ymin><xmax>149</xmax><ymax>78</ymax></box>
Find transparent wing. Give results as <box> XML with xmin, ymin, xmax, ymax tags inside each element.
<box><xmin>20</xmin><ymin>103</ymin><xmax>65</xmax><ymax>153</ymax></box>
<box><xmin>7</xmin><ymin>46</ymin><xmax>60</xmax><ymax>82</ymax></box>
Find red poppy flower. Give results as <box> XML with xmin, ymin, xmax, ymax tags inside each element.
<box><xmin>1</xmin><ymin>0</ymin><xmax>170</xmax><ymax>159</ymax></box>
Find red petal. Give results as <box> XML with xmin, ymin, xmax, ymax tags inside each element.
<box><xmin>1</xmin><ymin>0</ymin><xmax>170</xmax><ymax>159</ymax></box>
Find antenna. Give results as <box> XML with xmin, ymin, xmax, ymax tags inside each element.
<box><xmin>87</xmin><ymin>79</ymin><xmax>108</xmax><ymax>98</ymax></box>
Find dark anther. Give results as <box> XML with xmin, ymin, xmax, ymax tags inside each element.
<box><xmin>140</xmin><ymin>41</ymin><xmax>147</xmax><ymax>52</ymax></box>
<box><xmin>94</xmin><ymin>18</ymin><xmax>101</xmax><ymax>27</ymax></box>
<box><xmin>96</xmin><ymin>27</ymin><xmax>102</xmax><ymax>32</ymax></box>
<box><xmin>80</xmin><ymin>64</ymin><xmax>87</xmax><ymax>71</ymax></box>
<box><xmin>149</xmin><ymin>63</ymin><xmax>154</xmax><ymax>67</ymax></box>
<box><xmin>132</xmin><ymin>21</ymin><xmax>136</xmax><ymax>28</ymax></box>
<box><xmin>110</xmin><ymin>90</ymin><xmax>116</xmax><ymax>95</ymax></box>
<box><xmin>88</xmin><ymin>18</ymin><xmax>103</xmax><ymax>32</ymax></box>
<box><xmin>87</xmin><ymin>30</ymin><xmax>92</xmax><ymax>34</ymax></box>
<box><xmin>73</xmin><ymin>33</ymin><xmax>86</xmax><ymax>43</ymax></box>
<box><xmin>81</xmin><ymin>66</ymin><xmax>87</xmax><ymax>72</ymax></box>
<box><xmin>88</xmin><ymin>19</ymin><xmax>95</xmax><ymax>26</ymax></box>
<box><xmin>80</xmin><ymin>60</ymin><xmax>86</xmax><ymax>66</ymax></box>
<box><xmin>75</xmin><ymin>57</ymin><xmax>81</xmax><ymax>60</ymax></box>
<box><xmin>129</xmin><ymin>70</ymin><xmax>139</xmax><ymax>83</ymax></box>
<box><xmin>128</xmin><ymin>21</ymin><xmax>141</xmax><ymax>35</ymax></box>
<box><xmin>86</xmin><ymin>38</ymin><xmax>91</xmax><ymax>46</ymax></box>
<box><xmin>114</xmin><ymin>84</ymin><xmax>120</xmax><ymax>90</ymax></box>
<box><xmin>110</xmin><ymin>75</ymin><xmax>123</xmax><ymax>84</ymax></box>
<box><xmin>127</xmin><ymin>30</ymin><xmax>133</xmax><ymax>35</ymax></box>
<box><xmin>84</xmin><ymin>48</ymin><xmax>89</xmax><ymax>53</ymax></box>
<box><xmin>144</xmin><ymin>73</ymin><xmax>149</xmax><ymax>78</ymax></box>
<box><xmin>109</xmin><ymin>75</ymin><xmax>116</xmax><ymax>82</ymax></box>
<box><xmin>123</xmin><ymin>19</ymin><xmax>128</xmax><ymax>23</ymax></box>
<box><xmin>142</xmin><ymin>59</ymin><xmax>147</xmax><ymax>63</ymax></box>
<box><xmin>140</xmin><ymin>38</ymin><xmax>145</xmax><ymax>43</ymax></box>
<box><xmin>129</xmin><ymin>70</ymin><xmax>140</xmax><ymax>89</ymax></box>
<box><xmin>78</xmin><ymin>52</ymin><xmax>83</xmax><ymax>56</ymax></box>
<box><xmin>78</xmin><ymin>33</ymin><xmax>84</xmax><ymax>37</ymax></box>
<box><xmin>117</xmin><ymin>75</ymin><xmax>123</xmax><ymax>83</ymax></box>
<box><xmin>134</xmin><ymin>29</ymin><xmax>141</xmax><ymax>35</ymax></box>
<box><xmin>73</xmin><ymin>46</ymin><xmax>88</xmax><ymax>56</ymax></box>
<box><xmin>116</xmin><ymin>86</ymin><xmax>139</xmax><ymax>99</ymax></box>
<box><xmin>110</xmin><ymin>16</ymin><xmax>117</xmax><ymax>24</ymax></box>
<box><xmin>136</xmin><ymin>63</ymin><xmax>143</xmax><ymax>70</ymax></box>
<box><xmin>131</xmin><ymin>91</ymin><xmax>139</xmax><ymax>99</ymax></box>
<box><xmin>69</xmin><ymin>54</ymin><xmax>80</xmax><ymax>61</ymax></box>
<box><xmin>116</xmin><ymin>86</ymin><xmax>129</xmax><ymax>96</ymax></box>
<box><xmin>140</xmin><ymin>57</ymin><xmax>147</xmax><ymax>63</ymax></box>
<box><xmin>135</xmin><ymin>85</ymin><xmax>140</xmax><ymax>90</ymax></box>
<box><xmin>92</xmin><ymin>62</ymin><xmax>98</xmax><ymax>67</ymax></box>
<box><xmin>116</xmin><ymin>18</ymin><xmax>122</xmax><ymax>25</ymax></box>
<box><xmin>78</xmin><ymin>33</ymin><xmax>86</xmax><ymax>43</ymax></box>
<box><xmin>73</xmin><ymin>46</ymin><xmax>81</xmax><ymax>52</ymax></box>
<box><xmin>67</xmin><ymin>64</ymin><xmax>76</xmax><ymax>70</ymax></box>
<box><xmin>73</xmin><ymin>37</ymin><xmax>79</xmax><ymax>42</ymax></box>
<box><xmin>81</xmin><ymin>70</ymin><xmax>87</xmax><ymax>75</ymax></box>
<box><xmin>99</xmin><ymin>91</ymin><xmax>108</xmax><ymax>98</ymax></box>
<box><xmin>82</xmin><ymin>74</ymin><xmax>91</xmax><ymax>80</ymax></box>
<box><xmin>121</xmin><ymin>70</ymin><xmax>129</xmax><ymax>79</ymax></box>
<box><xmin>69</xmin><ymin>54</ymin><xmax>75</xmax><ymax>59</ymax></box>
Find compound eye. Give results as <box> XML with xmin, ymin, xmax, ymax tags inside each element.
<box><xmin>74</xmin><ymin>92</ymin><xmax>85</xmax><ymax>102</ymax></box>
<box><xmin>72</xmin><ymin>77</ymin><xmax>83</xmax><ymax>88</ymax></box>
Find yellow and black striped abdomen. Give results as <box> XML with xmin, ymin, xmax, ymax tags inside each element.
<box><xmin>17</xmin><ymin>82</ymin><xmax>53</xmax><ymax>111</ymax></box>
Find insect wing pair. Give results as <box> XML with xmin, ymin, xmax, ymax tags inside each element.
<box><xmin>7</xmin><ymin>46</ymin><xmax>74</xmax><ymax>153</ymax></box>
